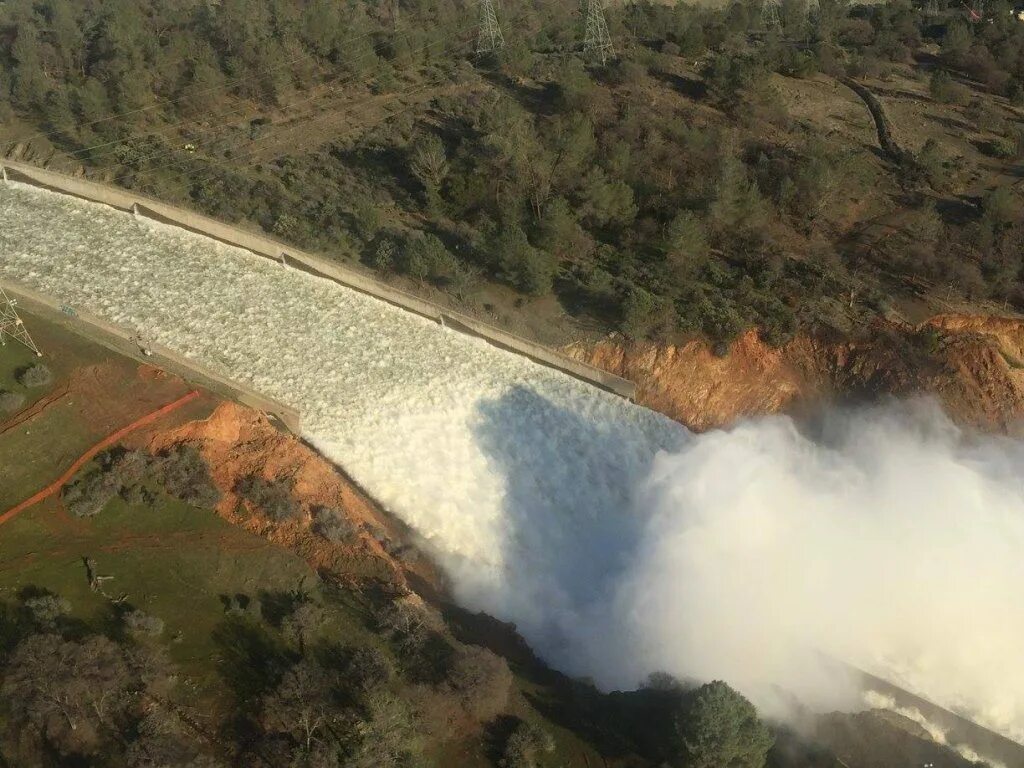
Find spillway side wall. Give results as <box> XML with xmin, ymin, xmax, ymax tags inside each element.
<box><xmin>1</xmin><ymin>160</ymin><xmax>636</xmax><ymax>400</ymax></box>
<box><xmin>0</xmin><ymin>277</ymin><xmax>302</xmax><ymax>434</ymax></box>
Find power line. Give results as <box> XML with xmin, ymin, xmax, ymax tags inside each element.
<box><xmin>0</xmin><ymin>286</ymin><xmax>42</xmax><ymax>357</ymax></box>
<box><xmin>477</xmin><ymin>0</ymin><xmax>506</xmax><ymax>54</ymax></box>
<box><xmin>583</xmin><ymin>0</ymin><xmax>614</xmax><ymax>65</ymax></box>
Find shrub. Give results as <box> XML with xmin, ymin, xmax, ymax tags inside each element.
<box><xmin>554</xmin><ymin>58</ymin><xmax>594</xmax><ymax>113</ymax></box>
<box><xmin>62</xmin><ymin>467</ymin><xmax>121</xmax><ymax>518</ymax></box>
<box><xmin>371</xmin><ymin>238</ymin><xmax>397</xmax><ymax>273</ymax></box>
<box><xmin>17</xmin><ymin>363</ymin><xmax>52</xmax><ymax>388</ymax></box>
<box><xmin>499</xmin><ymin>720</ymin><xmax>555</xmax><ymax>768</ymax></box>
<box><xmin>23</xmin><ymin>594</ymin><xmax>71</xmax><ymax>630</ymax></box>
<box><xmin>493</xmin><ymin>226</ymin><xmax>557</xmax><ymax>296</ymax></box>
<box><xmin>0</xmin><ymin>391</ymin><xmax>25</xmax><ymax>414</ymax></box>
<box><xmin>157</xmin><ymin>445</ymin><xmax>220</xmax><ymax>507</ymax></box>
<box><xmin>310</xmin><ymin>506</ymin><xmax>357</xmax><ymax>543</ymax></box>
<box><xmin>929</xmin><ymin>69</ymin><xmax>971</xmax><ymax>105</ymax></box>
<box><xmin>235</xmin><ymin>475</ymin><xmax>299</xmax><ymax>522</ymax></box>
<box><xmin>983</xmin><ymin>137</ymin><xmax>1016</xmax><ymax>159</ymax></box>
<box><xmin>401</xmin><ymin>233</ymin><xmax>457</xmax><ymax>282</ymax></box>
<box><xmin>676</xmin><ymin>681</ymin><xmax>774</xmax><ymax>768</ymax></box>
<box><xmin>445</xmin><ymin>644</ymin><xmax>513</xmax><ymax>720</ymax></box>
<box><xmin>620</xmin><ymin>285</ymin><xmax>674</xmax><ymax>339</ymax></box>
<box><xmin>123</xmin><ymin>609</ymin><xmax>165</xmax><ymax>637</ymax></box>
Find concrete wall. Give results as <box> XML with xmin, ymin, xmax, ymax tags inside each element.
<box><xmin>0</xmin><ymin>277</ymin><xmax>302</xmax><ymax>435</ymax></box>
<box><xmin>1</xmin><ymin>160</ymin><xmax>636</xmax><ymax>400</ymax></box>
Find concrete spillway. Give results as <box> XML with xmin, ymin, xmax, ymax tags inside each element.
<box><xmin>3</xmin><ymin>181</ymin><xmax>1024</xmax><ymax>765</ymax></box>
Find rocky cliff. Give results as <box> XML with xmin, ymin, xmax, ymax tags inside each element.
<box><xmin>567</xmin><ymin>314</ymin><xmax>1024</xmax><ymax>435</ymax></box>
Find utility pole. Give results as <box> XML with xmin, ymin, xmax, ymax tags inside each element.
<box><xmin>476</xmin><ymin>0</ymin><xmax>506</xmax><ymax>54</ymax></box>
<box><xmin>584</xmin><ymin>0</ymin><xmax>614</xmax><ymax>64</ymax></box>
<box><xmin>762</xmin><ymin>0</ymin><xmax>782</xmax><ymax>29</ymax></box>
<box><xmin>0</xmin><ymin>286</ymin><xmax>42</xmax><ymax>356</ymax></box>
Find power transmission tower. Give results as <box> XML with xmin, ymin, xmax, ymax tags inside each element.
<box><xmin>0</xmin><ymin>286</ymin><xmax>42</xmax><ymax>357</ymax></box>
<box><xmin>762</xmin><ymin>0</ymin><xmax>782</xmax><ymax>29</ymax></box>
<box><xmin>477</xmin><ymin>0</ymin><xmax>505</xmax><ymax>54</ymax></box>
<box><xmin>584</xmin><ymin>0</ymin><xmax>614</xmax><ymax>65</ymax></box>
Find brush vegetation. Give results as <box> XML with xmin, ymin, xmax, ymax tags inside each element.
<box><xmin>1</xmin><ymin>0</ymin><xmax>1024</xmax><ymax>348</ymax></box>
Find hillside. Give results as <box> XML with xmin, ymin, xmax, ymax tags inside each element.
<box><xmin>2</xmin><ymin>0</ymin><xmax>1024</xmax><ymax>352</ymax></box>
<box><xmin>0</xmin><ymin>298</ymin><xmax>1016</xmax><ymax>767</ymax></box>
<box><xmin>2</xmin><ymin>0</ymin><xmax>1024</xmax><ymax>766</ymax></box>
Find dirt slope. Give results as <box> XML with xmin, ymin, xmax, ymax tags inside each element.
<box><xmin>569</xmin><ymin>313</ymin><xmax>1024</xmax><ymax>435</ymax></box>
<box><xmin>141</xmin><ymin>402</ymin><xmax>432</xmax><ymax>589</ymax></box>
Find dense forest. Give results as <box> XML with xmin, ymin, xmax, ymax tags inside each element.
<box><xmin>2</xmin><ymin>0</ymin><xmax>1024</xmax><ymax>346</ymax></box>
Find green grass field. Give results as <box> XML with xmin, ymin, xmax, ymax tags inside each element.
<box><xmin>0</xmin><ymin>494</ymin><xmax>317</xmax><ymax>697</ymax></box>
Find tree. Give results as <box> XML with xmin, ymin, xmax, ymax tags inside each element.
<box><xmin>261</xmin><ymin>660</ymin><xmax>340</xmax><ymax>757</ymax></box>
<box><xmin>675</xmin><ymin>681</ymin><xmax>773</xmax><ymax>768</ymax></box>
<box><xmin>620</xmin><ymin>285</ymin><xmax>674</xmax><ymax>339</ymax></box>
<box><xmin>942</xmin><ymin>19</ymin><xmax>972</xmax><ymax>62</ymax></box>
<box><xmin>409</xmin><ymin>134</ymin><xmax>449</xmax><ymax>211</ymax></box>
<box><xmin>124</xmin><ymin>708</ymin><xmax>219</xmax><ymax>768</ymax></box>
<box><xmin>444</xmin><ymin>644</ymin><xmax>512</xmax><ymax>720</ymax></box>
<box><xmin>579</xmin><ymin>168</ymin><xmax>637</xmax><ymax>228</ymax></box>
<box><xmin>709</xmin><ymin>153</ymin><xmax>768</xmax><ymax>236</ymax></box>
<box><xmin>2</xmin><ymin>634</ymin><xmax>162</xmax><ymax>757</ymax></box>
<box><xmin>665</xmin><ymin>211</ymin><xmax>710</xmax><ymax>277</ymax></box>
<box><xmin>539</xmin><ymin>197</ymin><xmax>585</xmax><ymax>257</ymax></box>
<box><xmin>493</xmin><ymin>225</ymin><xmax>557</xmax><ymax>295</ymax></box>
<box><xmin>345</xmin><ymin>691</ymin><xmax>425</xmax><ymax>768</ymax></box>
<box><xmin>17</xmin><ymin>363</ymin><xmax>52</xmax><ymax>388</ymax></box>
<box><xmin>401</xmin><ymin>233</ymin><xmax>457</xmax><ymax>283</ymax></box>
<box><xmin>23</xmin><ymin>594</ymin><xmax>71</xmax><ymax>631</ymax></box>
<box><xmin>554</xmin><ymin>58</ymin><xmax>595</xmax><ymax>112</ymax></box>
<box><xmin>158</xmin><ymin>444</ymin><xmax>220</xmax><ymax>507</ymax></box>
<box><xmin>499</xmin><ymin>720</ymin><xmax>555</xmax><ymax>768</ymax></box>
<box><xmin>0</xmin><ymin>391</ymin><xmax>25</xmax><ymax>414</ymax></box>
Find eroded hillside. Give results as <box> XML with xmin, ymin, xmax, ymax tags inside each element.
<box><xmin>570</xmin><ymin>311</ymin><xmax>1024</xmax><ymax>435</ymax></box>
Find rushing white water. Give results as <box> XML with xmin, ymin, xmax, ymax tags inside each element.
<box><xmin>2</xmin><ymin>182</ymin><xmax>1024</xmax><ymax>750</ymax></box>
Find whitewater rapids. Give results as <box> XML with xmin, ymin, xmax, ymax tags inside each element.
<box><xmin>2</xmin><ymin>182</ymin><xmax>1023</xmax><ymax>749</ymax></box>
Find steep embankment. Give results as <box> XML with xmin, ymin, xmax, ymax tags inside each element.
<box><xmin>142</xmin><ymin>402</ymin><xmax>435</xmax><ymax>590</ymax></box>
<box><xmin>568</xmin><ymin>315</ymin><xmax>1024</xmax><ymax>435</ymax></box>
